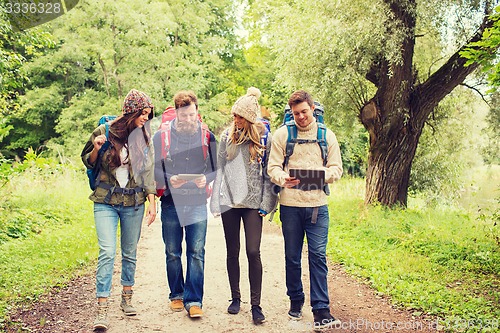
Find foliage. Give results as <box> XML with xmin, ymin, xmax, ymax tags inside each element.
<box><xmin>481</xmin><ymin>92</ymin><xmax>500</xmax><ymax>164</ymax></box>
<box><xmin>409</xmin><ymin>88</ymin><xmax>488</xmax><ymax>203</ymax></box>
<box><xmin>0</xmin><ymin>149</ymin><xmax>71</xmax><ymax>242</ymax></box>
<box><xmin>0</xmin><ymin>153</ymin><xmax>96</xmax><ymax>325</ymax></box>
<box><xmin>460</xmin><ymin>6</ymin><xmax>500</xmax><ymax>89</ymax></box>
<box><xmin>327</xmin><ymin>178</ymin><xmax>500</xmax><ymax>332</ymax></box>
<box><xmin>2</xmin><ymin>0</ymin><xmax>241</xmax><ymax>159</ymax></box>
<box><xmin>0</xmin><ymin>11</ymin><xmax>55</xmax><ymax>156</ymax></box>
<box><xmin>248</xmin><ymin>0</ymin><xmax>498</xmax><ymax>206</ymax></box>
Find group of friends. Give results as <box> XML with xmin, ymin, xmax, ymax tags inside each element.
<box><xmin>81</xmin><ymin>87</ymin><xmax>343</xmax><ymax>331</ymax></box>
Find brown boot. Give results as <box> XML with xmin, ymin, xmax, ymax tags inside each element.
<box><xmin>93</xmin><ymin>301</ymin><xmax>109</xmax><ymax>330</ymax></box>
<box><xmin>120</xmin><ymin>290</ymin><xmax>137</xmax><ymax>316</ymax></box>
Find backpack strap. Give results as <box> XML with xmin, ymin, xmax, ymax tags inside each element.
<box><xmin>158</xmin><ymin>121</ymin><xmax>214</xmax><ymax>197</ymax></box>
<box><xmin>259</xmin><ymin>118</ymin><xmax>271</xmax><ymax>169</ymax></box>
<box><xmin>94</xmin><ymin>123</ymin><xmax>112</xmax><ymax>189</ymax></box>
<box><xmin>201</xmin><ymin>123</ymin><xmax>215</xmax><ymax>193</ymax></box>
<box><xmin>282</xmin><ymin>121</ymin><xmax>330</xmax><ymax>195</ymax></box>
<box><xmin>283</xmin><ymin>121</ymin><xmax>298</xmax><ymax>168</ymax></box>
<box><xmin>317</xmin><ymin>123</ymin><xmax>330</xmax><ymax>195</ymax></box>
<box><xmin>159</xmin><ymin>121</ymin><xmax>172</xmax><ymax>196</ymax></box>
<box><xmin>317</xmin><ymin>123</ymin><xmax>328</xmax><ymax>167</ymax></box>
<box><xmin>200</xmin><ymin>123</ymin><xmax>210</xmax><ymax>161</ymax></box>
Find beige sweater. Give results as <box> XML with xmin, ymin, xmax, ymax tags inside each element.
<box><xmin>267</xmin><ymin>119</ymin><xmax>343</xmax><ymax>207</ymax></box>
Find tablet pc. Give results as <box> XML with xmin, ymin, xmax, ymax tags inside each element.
<box><xmin>289</xmin><ymin>169</ymin><xmax>325</xmax><ymax>191</ymax></box>
<box><xmin>177</xmin><ymin>174</ymin><xmax>204</xmax><ymax>181</ymax></box>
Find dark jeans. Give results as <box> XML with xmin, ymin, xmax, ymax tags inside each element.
<box><xmin>161</xmin><ymin>201</ymin><xmax>207</xmax><ymax>310</ymax></box>
<box><xmin>221</xmin><ymin>207</ymin><xmax>263</xmax><ymax>306</ymax></box>
<box><xmin>280</xmin><ymin>204</ymin><xmax>330</xmax><ymax>311</ymax></box>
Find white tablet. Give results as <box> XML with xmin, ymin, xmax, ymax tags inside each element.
<box><xmin>177</xmin><ymin>174</ymin><xmax>204</xmax><ymax>181</ymax></box>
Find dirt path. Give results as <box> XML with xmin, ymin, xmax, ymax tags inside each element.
<box><xmin>7</xmin><ymin>214</ymin><xmax>439</xmax><ymax>332</ymax></box>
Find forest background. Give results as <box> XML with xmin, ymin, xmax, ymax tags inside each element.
<box><xmin>0</xmin><ymin>0</ymin><xmax>498</xmax><ymax>332</ymax></box>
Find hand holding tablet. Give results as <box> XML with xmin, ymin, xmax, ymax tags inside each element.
<box><xmin>288</xmin><ymin>169</ymin><xmax>325</xmax><ymax>191</ymax></box>
<box><xmin>177</xmin><ymin>174</ymin><xmax>204</xmax><ymax>181</ymax></box>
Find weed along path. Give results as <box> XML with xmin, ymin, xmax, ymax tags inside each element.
<box><xmin>8</xmin><ymin>215</ymin><xmax>439</xmax><ymax>333</ymax></box>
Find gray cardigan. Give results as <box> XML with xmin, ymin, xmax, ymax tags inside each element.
<box><xmin>210</xmin><ymin>129</ymin><xmax>277</xmax><ymax>215</ymax></box>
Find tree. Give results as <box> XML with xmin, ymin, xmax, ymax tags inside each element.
<box><xmin>0</xmin><ymin>10</ymin><xmax>55</xmax><ymax>157</ymax></box>
<box><xmin>250</xmin><ymin>0</ymin><xmax>500</xmax><ymax>206</ymax></box>
<box><xmin>8</xmin><ymin>0</ymin><xmax>240</xmax><ymax>157</ymax></box>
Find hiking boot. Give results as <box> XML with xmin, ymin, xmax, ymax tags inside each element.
<box><xmin>188</xmin><ymin>305</ymin><xmax>203</xmax><ymax>318</ymax></box>
<box><xmin>170</xmin><ymin>299</ymin><xmax>184</xmax><ymax>312</ymax></box>
<box><xmin>288</xmin><ymin>298</ymin><xmax>304</xmax><ymax>320</ymax></box>
<box><xmin>251</xmin><ymin>305</ymin><xmax>266</xmax><ymax>325</ymax></box>
<box><xmin>93</xmin><ymin>301</ymin><xmax>109</xmax><ymax>330</ymax></box>
<box><xmin>313</xmin><ymin>308</ymin><xmax>341</xmax><ymax>330</ymax></box>
<box><xmin>120</xmin><ymin>290</ymin><xmax>137</xmax><ymax>316</ymax></box>
<box><xmin>227</xmin><ymin>298</ymin><xmax>240</xmax><ymax>314</ymax></box>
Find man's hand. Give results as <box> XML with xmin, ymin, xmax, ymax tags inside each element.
<box><xmin>283</xmin><ymin>176</ymin><xmax>300</xmax><ymax>188</ymax></box>
<box><xmin>193</xmin><ymin>175</ymin><xmax>206</xmax><ymax>189</ymax></box>
<box><xmin>170</xmin><ymin>175</ymin><xmax>187</xmax><ymax>188</ymax></box>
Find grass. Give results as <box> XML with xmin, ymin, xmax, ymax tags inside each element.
<box><xmin>0</xmin><ymin>166</ymin><xmax>97</xmax><ymax>326</ymax></box>
<box><xmin>327</xmin><ymin>177</ymin><xmax>500</xmax><ymax>332</ymax></box>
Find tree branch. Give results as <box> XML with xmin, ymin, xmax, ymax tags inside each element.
<box><xmin>412</xmin><ymin>14</ymin><xmax>495</xmax><ymax>123</ymax></box>
<box><xmin>460</xmin><ymin>82</ymin><xmax>490</xmax><ymax>105</ymax></box>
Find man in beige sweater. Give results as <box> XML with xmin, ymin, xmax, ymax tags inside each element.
<box><xmin>267</xmin><ymin>90</ymin><xmax>343</xmax><ymax>330</ymax></box>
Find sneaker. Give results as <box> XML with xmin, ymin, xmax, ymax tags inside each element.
<box><xmin>170</xmin><ymin>299</ymin><xmax>184</xmax><ymax>312</ymax></box>
<box><xmin>313</xmin><ymin>308</ymin><xmax>341</xmax><ymax>330</ymax></box>
<box><xmin>288</xmin><ymin>298</ymin><xmax>304</xmax><ymax>320</ymax></box>
<box><xmin>251</xmin><ymin>305</ymin><xmax>266</xmax><ymax>325</ymax></box>
<box><xmin>120</xmin><ymin>290</ymin><xmax>137</xmax><ymax>316</ymax></box>
<box><xmin>93</xmin><ymin>301</ymin><xmax>109</xmax><ymax>330</ymax></box>
<box><xmin>188</xmin><ymin>305</ymin><xmax>203</xmax><ymax>318</ymax></box>
<box><xmin>227</xmin><ymin>298</ymin><xmax>240</xmax><ymax>314</ymax></box>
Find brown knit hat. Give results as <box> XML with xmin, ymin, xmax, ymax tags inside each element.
<box><xmin>122</xmin><ymin>89</ymin><xmax>154</xmax><ymax>119</ymax></box>
<box><xmin>231</xmin><ymin>87</ymin><xmax>261</xmax><ymax>123</ymax></box>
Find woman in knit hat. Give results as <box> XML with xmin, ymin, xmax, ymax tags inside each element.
<box><xmin>81</xmin><ymin>89</ymin><xmax>157</xmax><ymax>330</ymax></box>
<box><xmin>210</xmin><ymin>87</ymin><xmax>277</xmax><ymax>325</ymax></box>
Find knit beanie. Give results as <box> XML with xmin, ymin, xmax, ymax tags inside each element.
<box><xmin>122</xmin><ymin>89</ymin><xmax>154</xmax><ymax>119</ymax></box>
<box><xmin>231</xmin><ymin>87</ymin><xmax>261</xmax><ymax>124</ymax></box>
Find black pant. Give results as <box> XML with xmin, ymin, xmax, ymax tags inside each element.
<box><xmin>221</xmin><ymin>207</ymin><xmax>263</xmax><ymax>306</ymax></box>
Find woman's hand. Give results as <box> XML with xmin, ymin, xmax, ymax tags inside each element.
<box><xmin>93</xmin><ymin>134</ymin><xmax>107</xmax><ymax>151</ymax></box>
<box><xmin>145</xmin><ymin>196</ymin><xmax>156</xmax><ymax>226</ymax></box>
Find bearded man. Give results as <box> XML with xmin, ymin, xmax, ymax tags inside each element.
<box><xmin>153</xmin><ymin>90</ymin><xmax>217</xmax><ymax>319</ymax></box>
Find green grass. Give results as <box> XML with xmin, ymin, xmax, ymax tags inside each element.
<box><xmin>327</xmin><ymin>178</ymin><xmax>499</xmax><ymax>332</ymax></box>
<box><xmin>0</xmin><ymin>166</ymin><xmax>97</xmax><ymax>326</ymax></box>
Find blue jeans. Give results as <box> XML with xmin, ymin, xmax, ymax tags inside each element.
<box><xmin>161</xmin><ymin>201</ymin><xmax>207</xmax><ymax>310</ymax></box>
<box><xmin>280</xmin><ymin>205</ymin><xmax>330</xmax><ymax>311</ymax></box>
<box><xmin>94</xmin><ymin>203</ymin><xmax>144</xmax><ymax>298</ymax></box>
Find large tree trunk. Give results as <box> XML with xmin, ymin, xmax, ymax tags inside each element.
<box><xmin>361</xmin><ymin>0</ymin><xmax>493</xmax><ymax>207</ymax></box>
<box><xmin>364</xmin><ymin>123</ymin><xmax>422</xmax><ymax>206</ymax></box>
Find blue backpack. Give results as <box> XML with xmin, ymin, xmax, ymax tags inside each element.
<box><xmin>86</xmin><ymin>115</ymin><xmax>116</xmax><ymax>190</ymax></box>
<box><xmin>281</xmin><ymin>101</ymin><xmax>329</xmax><ymax>195</ymax></box>
<box><xmin>259</xmin><ymin>118</ymin><xmax>271</xmax><ymax>168</ymax></box>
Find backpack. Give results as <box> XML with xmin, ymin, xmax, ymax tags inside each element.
<box><xmin>281</xmin><ymin>101</ymin><xmax>329</xmax><ymax>195</ymax></box>
<box><xmin>156</xmin><ymin>106</ymin><xmax>215</xmax><ymax>197</ymax></box>
<box><xmin>224</xmin><ymin>117</ymin><xmax>271</xmax><ymax>169</ymax></box>
<box><xmin>98</xmin><ymin>115</ymin><xmax>117</xmax><ymax>126</ymax></box>
<box><xmin>86</xmin><ymin>116</ymin><xmax>115</xmax><ymax>190</ymax></box>
<box><xmin>259</xmin><ymin>118</ymin><xmax>271</xmax><ymax>168</ymax></box>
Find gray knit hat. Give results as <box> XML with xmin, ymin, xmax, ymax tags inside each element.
<box><xmin>231</xmin><ymin>87</ymin><xmax>261</xmax><ymax>123</ymax></box>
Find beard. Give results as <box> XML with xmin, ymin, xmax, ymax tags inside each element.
<box><xmin>176</xmin><ymin>120</ymin><xmax>198</xmax><ymax>135</ymax></box>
